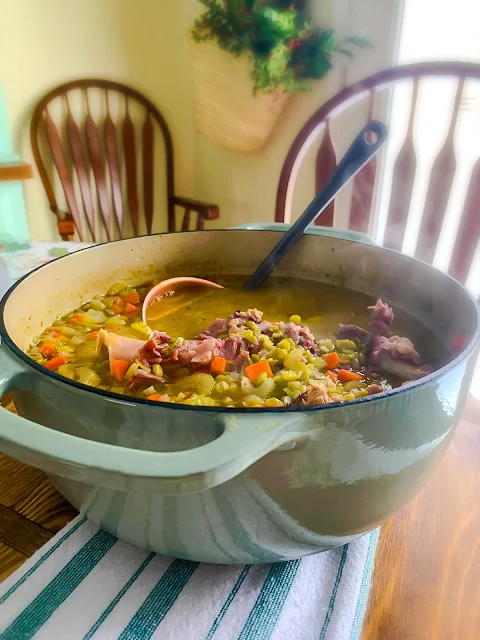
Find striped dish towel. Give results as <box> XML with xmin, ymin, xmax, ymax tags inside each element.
<box><xmin>0</xmin><ymin>517</ymin><xmax>378</xmax><ymax>640</ymax></box>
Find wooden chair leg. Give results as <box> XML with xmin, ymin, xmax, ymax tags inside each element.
<box><xmin>57</xmin><ymin>217</ymin><xmax>75</xmax><ymax>242</ymax></box>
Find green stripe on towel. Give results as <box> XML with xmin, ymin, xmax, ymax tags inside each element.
<box><xmin>118</xmin><ymin>559</ymin><xmax>199</xmax><ymax>640</ymax></box>
<box><xmin>0</xmin><ymin>517</ymin><xmax>87</xmax><ymax>607</ymax></box>
<box><xmin>238</xmin><ymin>559</ymin><xmax>301</xmax><ymax>640</ymax></box>
<box><xmin>319</xmin><ymin>544</ymin><xmax>349</xmax><ymax>640</ymax></box>
<box><xmin>205</xmin><ymin>566</ymin><xmax>251</xmax><ymax>640</ymax></box>
<box><xmin>83</xmin><ymin>552</ymin><xmax>156</xmax><ymax>640</ymax></box>
<box><xmin>349</xmin><ymin>529</ymin><xmax>379</xmax><ymax>640</ymax></box>
<box><xmin>1</xmin><ymin>529</ymin><xmax>116</xmax><ymax>640</ymax></box>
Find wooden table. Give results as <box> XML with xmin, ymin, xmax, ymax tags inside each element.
<box><xmin>1</xmin><ymin>397</ymin><xmax>479</xmax><ymax>638</ymax></box>
<box><xmin>0</xmin><ymin>401</ymin><xmax>78</xmax><ymax>580</ymax></box>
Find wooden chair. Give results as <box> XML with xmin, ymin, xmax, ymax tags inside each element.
<box><xmin>30</xmin><ymin>79</ymin><xmax>219</xmax><ymax>242</ymax></box>
<box><xmin>275</xmin><ymin>61</ymin><xmax>480</xmax><ymax>287</ymax></box>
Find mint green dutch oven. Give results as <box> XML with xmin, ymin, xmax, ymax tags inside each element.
<box><xmin>0</xmin><ymin>226</ymin><xmax>478</xmax><ymax>564</ymax></box>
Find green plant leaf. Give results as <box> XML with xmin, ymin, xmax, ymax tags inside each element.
<box><xmin>343</xmin><ymin>36</ymin><xmax>373</xmax><ymax>49</ymax></box>
<box><xmin>336</xmin><ymin>48</ymin><xmax>355</xmax><ymax>58</ymax></box>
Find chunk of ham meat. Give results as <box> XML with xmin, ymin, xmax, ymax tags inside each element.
<box><xmin>302</xmin><ymin>384</ymin><xmax>334</xmax><ymax>405</ymax></box>
<box><xmin>371</xmin><ymin>334</ymin><xmax>421</xmax><ymax>365</ymax></box>
<box><xmin>195</xmin><ymin>309</ymin><xmax>270</xmax><ymax>341</ymax></box>
<box><xmin>336</xmin><ymin>299</ymin><xmax>393</xmax><ymax>343</ymax></box>
<box><xmin>137</xmin><ymin>331</ymin><xmax>172</xmax><ymax>365</ymax></box>
<box><xmin>227</xmin><ymin>309</ymin><xmax>268</xmax><ymax>334</ymax></box>
<box><xmin>164</xmin><ymin>337</ymin><xmax>222</xmax><ymax>366</ymax></box>
<box><xmin>335</xmin><ymin>299</ymin><xmax>432</xmax><ymax>382</ymax></box>
<box><xmin>231</xmin><ymin>309</ymin><xmax>263</xmax><ymax>323</ymax></box>
<box><xmin>337</xmin><ymin>324</ymin><xmax>368</xmax><ymax>341</ymax></box>
<box><xmin>226</xmin><ymin>308</ymin><xmax>319</xmax><ymax>354</ymax></box>
<box><xmin>369</xmin><ymin>334</ymin><xmax>433</xmax><ymax>381</ymax></box>
<box><xmin>163</xmin><ymin>335</ymin><xmax>249</xmax><ymax>370</ymax></box>
<box><xmin>128</xmin><ymin>368</ymin><xmax>165</xmax><ymax>388</ymax></box>
<box><xmin>368</xmin><ymin>299</ymin><xmax>394</xmax><ymax>336</ymax></box>
<box><xmin>193</xmin><ymin>309</ymin><xmax>272</xmax><ymax>366</ymax></box>
<box><xmin>195</xmin><ymin>318</ymin><xmax>227</xmax><ymax>339</ymax></box>
<box><xmin>294</xmin><ymin>383</ymin><xmax>341</xmax><ymax>406</ymax></box>
<box><xmin>221</xmin><ymin>335</ymin><xmax>250</xmax><ymax>368</ymax></box>
<box><xmin>278</xmin><ymin>322</ymin><xmax>318</xmax><ymax>353</ymax></box>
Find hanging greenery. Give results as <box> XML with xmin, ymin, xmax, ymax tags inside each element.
<box><xmin>192</xmin><ymin>0</ymin><xmax>372</xmax><ymax>95</ymax></box>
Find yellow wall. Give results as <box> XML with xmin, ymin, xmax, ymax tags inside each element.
<box><xmin>1</xmin><ymin>0</ymin><xmax>335</xmax><ymax>240</ymax></box>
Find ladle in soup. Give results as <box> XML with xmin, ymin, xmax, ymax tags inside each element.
<box><xmin>142</xmin><ymin>120</ymin><xmax>388</xmax><ymax>321</ymax></box>
<box><xmin>142</xmin><ymin>277</ymin><xmax>223</xmax><ymax>323</ymax></box>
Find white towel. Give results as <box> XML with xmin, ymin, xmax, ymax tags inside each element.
<box><xmin>0</xmin><ymin>516</ymin><xmax>378</xmax><ymax>640</ymax></box>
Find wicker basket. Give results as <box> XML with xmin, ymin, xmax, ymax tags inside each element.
<box><xmin>189</xmin><ymin>39</ymin><xmax>289</xmax><ymax>153</ymax></box>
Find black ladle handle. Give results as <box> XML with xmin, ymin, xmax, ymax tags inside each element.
<box><xmin>245</xmin><ymin>120</ymin><xmax>388</xmax><ymax>290</ymax></box>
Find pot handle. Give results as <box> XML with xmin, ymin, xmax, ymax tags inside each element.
<box><xmin>0</xmin><ymin>345</ymin><xmax>308</xmax><ymax>494</ymax></box>
<box><xmin>0</xmin><ymin>344</ymin><xmax>28</xmax><ymax>398</ymax></box>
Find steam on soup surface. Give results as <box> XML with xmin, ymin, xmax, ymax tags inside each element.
<box><xmin>27</xmin><ymin>276</ymin><xmax>438</xmax><ymax>408</ymax></box>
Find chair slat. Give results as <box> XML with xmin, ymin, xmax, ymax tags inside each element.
<box><xmin>349</xmin><ymin>91</ymin><xmax>377</xmax><ymax>233</ymax></box>
<box><xmin>314</xmin><ymin>119</ymin><xmax>336</xmax><ymax>227</ymax></box>
<box><xmin>65</xmin><ymin>109</ymin><xmax>95</xmax><ymax>240</ymax></box>
<box><xmin>142</xmin><ymin>112</ymin><xmax>154</xmax><ymax>235</ymax></box>
<box><xmin>44</xmin><ymin>111</ymin><xmax>83</xmax><ymax>241</ymax></box>
<box><xmin>415</xmin><ymin>79</ymin><xmax>464</xmax><ymax>263</ymax></box>
<box><xmin>383</xmin><ymin>80</ymin><xmax>419</xmax><ymax>251</ymax></box>
<box><xmin>84</xmin><ymin>92</ymin><xmax>111</xmax><ymax>241</ymax></box>
<box><xmin>123</xmin><ymin>101</ymin><xmax>139</xmax><ymax>236</ymax></box>
<box><xmin>349</xmin><ymin>160</ymin><xmax>377</xmax><ymax>233</ymax></box>
<box><xmin>181</xmin><ymin>209</ymin><xmax>191</xmax><ymax>231</ymax></box>
<box><xmin>104</xmin><ymin>93</ymin><xmax>123</xmax><ymax>237</ymax></box>
<box><xmin>449</xmin><ymin>157</ymin><xmax>480</xmax><ymax>283</ymax></box>
<box><xmin>196</xmin><ymin>213</ymin><xmax>205</xmax><ymax>231</ymax></box>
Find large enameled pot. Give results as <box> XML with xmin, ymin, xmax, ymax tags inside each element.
<box><xmin>0</xmin><ymin>228</ymin><xmax>478</xmax><ymax>564</ymax></box>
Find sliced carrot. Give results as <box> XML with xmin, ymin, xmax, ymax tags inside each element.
<box><xmin>70</xmin><ymin>314</ymin><xmax>84</xmax><ymax>324</ymax></box>
<box><xmin>124</xmin><ymin>302</ymin><xmax>138</xmax><ymax>314</ymax></box>
<box><xmin>106</xmin><ymin>324</ymin><xmax>118</xmax><ymax>332</ymax></box>
<box><xmin>111</xmin><ymin>359</ymin><xmax>129</xmax><ymax>382</ymax></box>
<box><xmin>112</xmin><ymin>297</ymin><xmax>125</xmax><ymax>315</ymax></box>
<box><xmin>324</xmin><ymin>352</ymin><xmax>340</xmax><ymax>369</ymax></box>
<box><xmin>123</xmin><ymin>291</ymin><xmax>140</xmax><ymax>305</ymax></box>
<box><xmin>40</xmin><ymin>344</ymin><xmax>57</xmax><ymax>358</ymax></box>
<box><xmin>210</xmin><ymin>356</ymin><xmax>227</xmax><ymax>376</ymax></box>
<box><xmin>325</xmin><ymin>370</ymin><xmax>338</xmax><ymax>382</ymax></box>
<box><xmin>89</xmin><ymin>331</ymin><xmax>100</xmax><ymax>341</ymax></box>
<box><xmin>245</xmin><ymin>360</ymin><xmax>273</xmax><ymax>382</ymax></box>
<box><xmin>147</xmin><ymin>394</ymin><xmax>162</xmax><ymax>401</ymax></box>
<box><xmin>51</xmin><ymin>331</ymin><xmax>62</xmax><ymax>338</ymax></box>
<box><xmin>44</xmin><ymin>355</ymin><xmax>69</xmax><ymax>371</ymax></box>
<box><xmin>337</xmin><ymin>369</ymin><xmax>363</xmax><ymax>382</ymax></box>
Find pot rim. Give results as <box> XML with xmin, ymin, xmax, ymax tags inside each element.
<box><xmin>1</xmin><ymin>229</ymin><xmax>479</xmax><ymax>415</ymax></box>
